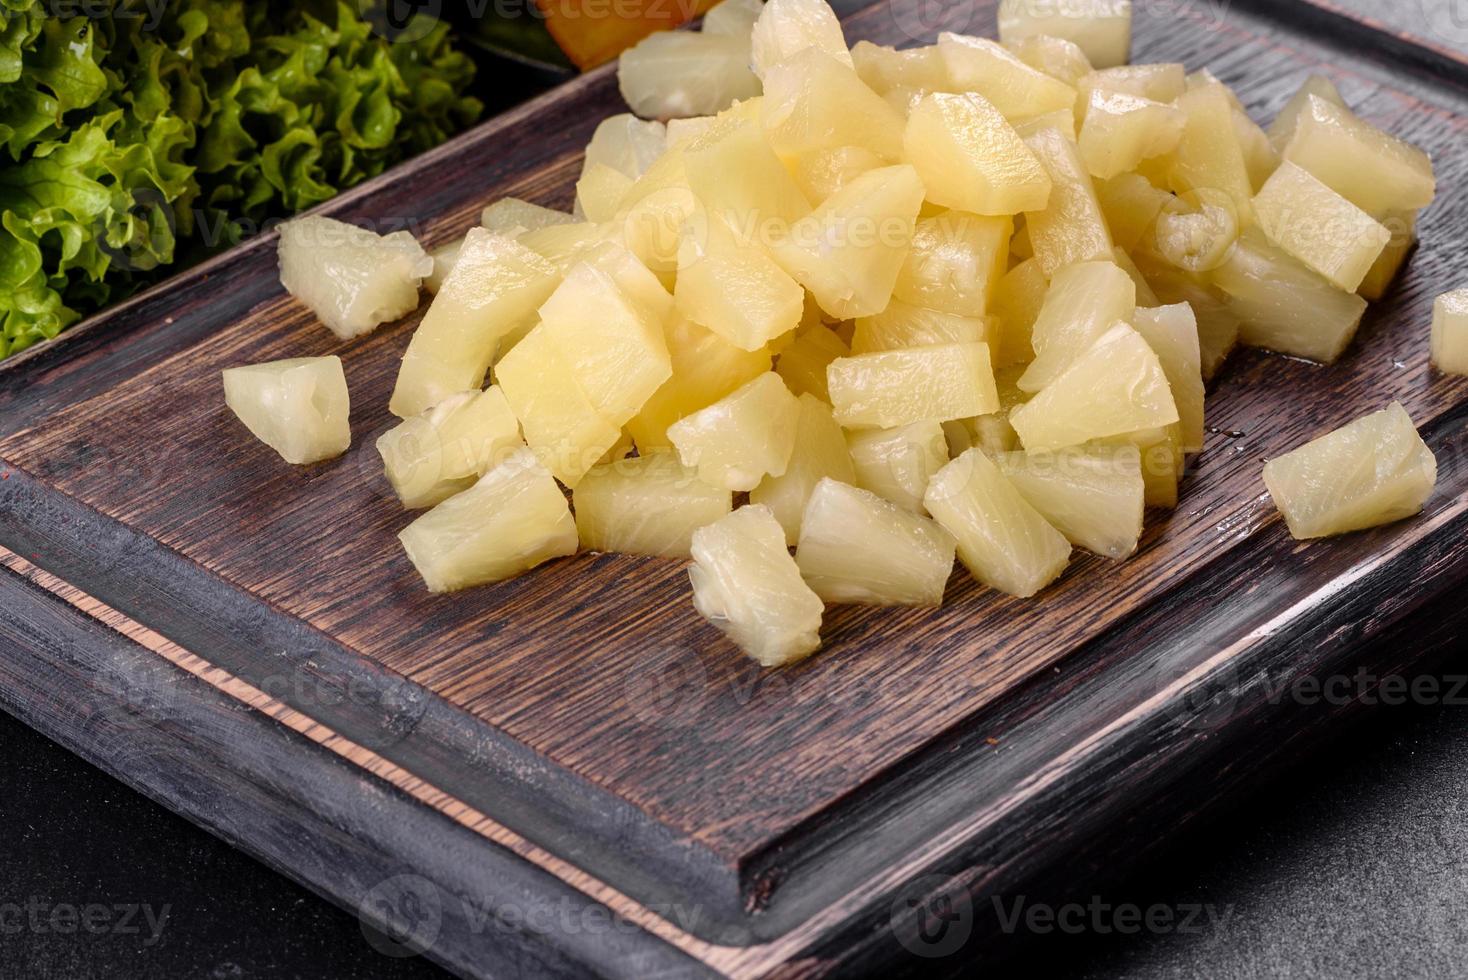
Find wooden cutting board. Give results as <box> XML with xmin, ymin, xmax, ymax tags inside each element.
<box><xmin>3</xmin><ymin>1</ymin><xmax>1468</xmax><ymax>976</ymax></box>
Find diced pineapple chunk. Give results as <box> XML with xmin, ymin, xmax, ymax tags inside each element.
<box><xmin>684</xmin><ymin>111</ymin><xmax>813</xmax><ymax>234</ymax></box>
<box><xmin>582</xmin><ymin>114</ymin><xmax>668</xmax><ymax>181</ymax></box>
<box><xmin>1263</xmin><ymin>402</ymin><xmax>1436</xmax><ymax>539</ymax></box>
<box><xmin>828</xmin><ymin>342</ymin><xmax>1000</xmax><ymax>428</ymax></box>
<box><xmin>850</xmin><ymin>40</ymin><xmax>950</xmax><ymax>93</ymax></box>
<box><xmin>1212</xmin><ymin>229</ymin><xmax>1367</xmax><ymax>363</ymax></box>
<box><xmin>1232</xmin><ymin>109</ymin><xmax>1280</xmax><ymax>191</ymax></box>
<box><xmin>573</xmin><ymin>452</ymin><xmax>732</xmax><ymax>558</ymax></box>
<box><xmin>796</xmin><ymin>479</ymin><xmax>956</xmax><ymax>605</ymax></box>
<box><xmin>618</xmin><ymin>32</ymin><xmax>760</xmax><ymax>119</ymax></box>
<box><xmin>1077</xmin><ymin>90</ymin><xmax>1185</xmax><ymax>179</ymax></box>
<box><xmin>1010</xmin><ymin>323</ymin><xmax>1178</xmax><ymax>452</ymax></box>
<box><xmin>668</xmin><ymin>372</ymin><xmax>801</xmax><ymax>491</ymax></box>
<box><xmin>770</xmin><ymin>165</ymin><xmax>925</xmax><ymax>319</ymax></box>
<box><xmin>1131</xmin><ymin>304</ymin><xmax>1204</xmax><ymax>453</ymax></box>
<box><xmin>994</xmin><ymin>444</ymin><xmax>1144</xmax><ymax>558</ymax></box>
<box><xmin>1079</xmin><ymin>63</ymin><xmax>1186</xmax><ymax>111</ymax></box>
<box><xmin>751</xmin><ymin>394</ymin><xmax>857</xmax><ymax>542</ymax></box>
<box><xmin>576</xmin><ymin>162</ymin><xmax>634</xmax><ymax>223</ymax></box>
<box><xmin>1282</xmin><ymin>96</ymin><xmax>1436</xmax><ymax>216</ymax></box>
<box><xmin>424</xmin><ymin>239</ymin><xmax>462</xmax><ymax>295</ymax></box>
<box><xmin>277</xmin><ymin>216</ymin><xmax>431</xmax><ymax>340</ymax></box>
<box><xmin>924</xmin><ymin>448</ymin><xmax>1071</xmax><ymax>597</ymax></box>
<box><xmin>1019</xmin><ymin>260</ymin><xmax>1135</xmax><ymax>392</ymax></box>
<box><xmin>675</xmin><ymin>220</ymin><xmax>804</xmax><ymax>352</ymax></box>
<box><xmin>629</xmin><ymin>314</ymin><xmax>772</xmax><ymax>451</ymax></box>
<box><xmin>481</xmin><ymin>198</ymin><xmax>576</xmax><ymax>237</ymax></box>
<box><xmin>1134</xmin><ymin>258</ymin><xmax>1239</xmax><ymax>379</ymax></box>
<box><xmin>761</xmin><ymin>50</ymin><xmax>907</xmax><ymax>166</ymax></box>
<box><xmin>776</xmin><ymin>322</ymin><xmax>849</xmax><ymax>402</ymax></box>
<box><xmin>903</xmin><ymin>92</ymin><xmax>1052</xmax><ymax>216</ymax></box>
<box><xmin>377</xmin><ymin>387</ymin><xmax>523</xmax><ymax>509</ymax></box>
<box><xmin>518</xmin><ymin>221</ymin><xmax>613</xmax><ymax>274</ymax></box>
<box><xmin>1005</xmin><ymin>35</ymin><xmax>1094</xmax><ymax>87</ymax></box>
<box><xmin>991</xmin><ymin>256</ymin><xmax>1048</xmax><ymax>366</ymax></box>
<box><xmin>846</xmin><ymin>420</ymin><xmax>949</xmax><ymax>514</ymax></box>
<box><xmin>1009</xmin><ymin>107</ymin><xmax>1078</xmax><ymax>141</ymax></box>
<box><xmin>1022</xmin><ymin>127</ymin><xmax>1114</xmax><ymax>277</ymax></box>
<box><xmin>1252</xmin><ymin>161</ymin><xmax>1391</xmax><ymax>293</ymax></box>
<box><xmin>1168</xmin><ymin>82</ymin><xmax>1256</xmax><ymax>224</ymax></box>
<box><xmin>390</xmin><ymin>229</ymin><xmax>561</xmax><ymax>418</ymax></box>
<box><xmin>1267</xmin><ymin>74</ymin><xmax>1344</xmax><ymax>153</ymax></box>
<box><xmin>1147</xmin><ymin>188</ymin><xmax>1239</xmax><ymax>274</ymax></box>
<box><xmin>1359</xmin><ymin>211</ymin><xmax>1417</xmax><ymax>301</ymax></box>
<box><xmin>787</xmin><ymin>144</ymin><xmax>886</xmax><ymax>203</ymax></box>
<box><xmin>969</xmin><ymin>364</ymin><xmax>1028</xmax><ymax>454</ymax></box>
<box><xmin>749</xmin><ymin>0</ymin><xmax>853</xmax><ymax>78</ymax></box>
<box><xmin>399</xmin><ymin>447</ymin><xmax>577</xmax><ymax>593</ymax></box>
<box><xmin>891</xmin><ymin>210</ymin><xmax>1010</xmax><ymax>316</ymax></box>
<box><xmin>936</xmin><ymin>33</ymin><xmax>1077</xmax><ymax>120</ymax></box>
<box><xmin>1096</xmin><ymin>173</ymin><xmax>1171</xmax><ymax>251</ymax></box>
<box><xmin>689</xmin><ymin>505</ymin><xmax>825</xmax><ymax>666</ymax></box>
<box><xmin>1431</xmin><ymin>289</ymin><xmax>1468</xmax><ymax>376</ymax></box>
<box><xmin>1112</xmin><ymin>247</ymin><xmax>1159</xmax><ymax>306</ymax></box>
<box><xmin>222</xmin><ymin>357</ymin><xmax>351</xmax><ymax>465</ymax></box>
<box><xmin>997</xmin><ymin>0</ymin><xmax>1131</xmax><ymax>68</ymax></box>
<box><xmin>852</xmin><ymin>300</ymin><xmax>989</xmax><ymax>354</ymax></box>
<box><xmin>617</xmin><ymin>146</ymin><xmax>699</xmax><ymax>276</ymax></box>
<box><xmin>704</xmin><ymin>0</ymin><xmax>763</xmax><ymax>36</ymax></box>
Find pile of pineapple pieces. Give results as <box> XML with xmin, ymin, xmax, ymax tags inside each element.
<box><xmin>227</xmin><ymin>0</ymin><xmax>1467</xmax><ymax>668</ymax></box>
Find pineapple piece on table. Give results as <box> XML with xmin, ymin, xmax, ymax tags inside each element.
<box><xmin>1019</xmin><ymin>259</ymin><xmax>1136</xmax><ymax>393</ymax></box>
<box><xmin>1112</xmin><ymin>247</ymin><xmax>1159</xmax><ymax>307</ymax></box>
<box><xmin>891</xmin><ymin>210</ymin><xmax>1011</xmax><ymax>317</ymax></box>
<box><xmin>683</xmin><ymin>111</ymin><xmax>812</xmax><ymax>236</ymax></box>
<box><xmin>1131</xmin><ymin>304</ymin><xmax>1205</xmax><ymax>453</ymax></box>
<box><xmin>1077</xmin><ymin>90</ymin><xmax>1186</xmax><ymax>180</ymax></box>
<box><xmin>1267</xmin><ymin>74</ymin><xmax>1345</xmax><ymax>152</ymax></box>
<box><xmin>761</xmin><ymin>49</ymin><xmax>907</xmax><ymax>162</ymax></box>
<box><xmin>1263</xmin><ymin>402</ymin><xmax>1436</xmax><ymax>540</ymax></box>
<box><xmin>1005</xmin><ymin>35</ymin><xmax>1094</xmax><ymax>87</ymax></box>
<box><xmin>749</xmin><ymin>0</ymin><xmax>854</xmax><ymax>79</ymax></box>
<box><xmin>994</xmin><ymin>444</ymin><xmax>1145</xmax><ymax>558</ymax></box>
<box><xmin>1431</xmin><ymin>289</ymin><xmax>1468</xmax><ymax>376</ymax></box>
<box><xmin>1135</xmin><ymin>259</ymin><xmax>1240</xmax><ymax>380</ymax></box>
<box><xmin>903</xmin><ymin>92</ymin><xmax>1052</xmax><ymax>217</ymax></box>
<box><xmin>1282</xmin><ymin>95</ymin><xmax>1436</xmax><ymax>216</ymax></box>
<box><xmin>1167</xmin><ymin>82</ymin><xmax>1256</xmax><ymax>225</ymax></box>
<box><xmin>997</xmin><ymin>0</ymin><xmax>1132</xmax><ymax>69</ymax></box>
<box><xmin>991</xmin><ymin>257</ymin><xmax>1049</xmax><ymax>367</ymax></box>
<box><xmin>222</xmin><ymin>357</ymin><xmax>351</xmax><ymax>466</ymax></box>
<box><xmin>629</xmin><ymin>314</ymin><xmax>772</xmax><ymax>451</ymax></box>
<box><xmin>481</xmin><ymin>198</ymin><xmax>576</xmax><ymax>237</ymax></box>
<box><xmin>1358</xmin><ymin>211</ymin><xmax>1417</xmax><ymax>302</ymax></box>
<box><xmin>704</xmin><ymin>0</ymin><xmax>763</xmax><ymax>36</ymax></box>
<box><xmin>390</xmin><ymin>229</ymin><xmax>561</xmax><ymax>418</ymax></box>
<box><xmin>828</xmin><ymin>342</ymin><xmax>1000</xmax><ymax>429</ymax></box>
<box><xmin>277</xmin><ymin>216</ymin><xmax>431</xmax><ymax>341</ymax></box>
<box><xmin>970</xmin><ymin>365</ymin><xmax>1028</xmax><ymax>455</ymax></box>
<box><xmin>1079</xmin><ymin>63</ymin><xmax>1186</xmax><ymax>112</ymax></box>
<box><xmin>1010</xmin><ymin>323</ymin><xmax>1179</xmax><ymax>452</ymax></box>
<box><xmin>751</xmin><ymin>394</ymin><xmax>857</xmax><ymax>543</ymax></box>
<box><xmin>924</xmin><ymin>448</ymin><xmax>1072</xmax><ymax>598</ymax></box>
<box><xmin>668</xmin><ymin>372</ymin><xmax>802</xmax><ymax>491</ymax></box>
<box><xmin>618</xmin><ymin>31</ymin><xmax>760</xmax><ymax>119</ymax></box>
<box><xmin>787</xmin><ymin>144</ymin><xmax>887</xmax><ymax>204</ymax></box>
<box><xmin>377</xmin><ymin>387</ymin><xmax>523</xmax><ymax>509</ymax></box>
<box><xmin>399</xmin><ymin>447</ymin><xmax>577</xmax><ymax>593</ymax></box>
<box><xmin>689</xmin><ymin>505</ymin><xmax>825</xmax><ymax>667</ymax></box>
<box><xmin>424</xmin><ymin>239</ymin><xmax>462</xmax><ymax>295</ymax></box>
<box><xmin>576</xmin><ymin>162</ymin><xmax>635</xmax><ymax>223</ymax></box>
<box><xmin>573</xmin><ymin>452</ymin><xmax>733</xmax><ymax>558</ymax></box>
<box><xmin>796</xmin><ymin>479</ymin><xmax>956</xmax><ymax>606</ymax></box>
<box><xmin>936</xmin><ymin>33</ymin><xmax>1077</xmax><ymax>120</ymax></box>
<box><xmin>1233</xmin><ymin>109</ymin><xmax>1280</xmax><ymax>191</ymax></box>
<box><xmin>518</xmin><ymin>221</ymin><xmax>612</xmax><ymax>274</ymax></box>
<box><xmin>776</xmin><ymin>322</ymin><xmax>850</xmax><ymax>402</ymax></box>
<box><xmin>617</xmin><ymin>145</ymin><xmax>699</xmax><ymax>278</ymax></box>
<box><xmin>846</xmin><ymin>420</ymin><xmax>949</xmax><ymax>514</ymax></box>
<box><xmin>850</xmin><ymin>40</ymin><xmax>950</xmax><ymax>94</ymax></box>
<box><xmin>582</xmin><ymin>114</ymin><xmax>667</xmax><ymax>182</ymax></box>
<box><xmin>1096</xmin><ymin>172</ymin><xmax>1172</xmax><ymax>251</ymax></box>
<box><xmin>674</xmin><ymin>219</ymin><xmax>805</xmax><ymax>352</ymax></box>
<box><xmin>852</xmin><ymin>300</ymin><xmax>990</xmax><ymax>355</ymax></box>
<box><xmin>1252</xmin><ymin>161</ymin><xmax>1391</xmax><ymax>293</ymax></box>
<box><xmin>1022</xmin><ymin>127</ymin><xmax>1115</xmax><ymax>277</ymax></box>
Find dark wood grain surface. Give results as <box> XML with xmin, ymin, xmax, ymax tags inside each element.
<box><xmin>3</xmin><ymin>0</ymin><xmax>1468</xmax><ymax>975</ymax></box>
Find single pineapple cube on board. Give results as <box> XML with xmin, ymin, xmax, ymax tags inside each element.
<box><xmin>424</xmin><ymin>239</ymin><xmax>462</xmax><ymax>295</ymax></box>
<box><xmin>1123</xmin><ymin>423</ymin><xmax>1184</xmax><ymax>509</ymax></box>
<box><xmin>704</xmin><ymin>0</ymin><xmax>763</xmax><ymax>36</ymax></box>
<box><xmin>1077</xmin><ymin>91</ymin><xmax>1186</xmax><ymax>180</ymax></box>
<box><xmin>827</xmin><ymin>342</ymin><xmax>1000</xmax><ymax>429</ymax></box>
<box><xmin>852</xmin><ymin>300</ymin><xmax>990</xmax><ymax>355</ymax></box>
<box><xmin>751</xmin><ymin>394</ymin><xmax>857</xmax><ymax>543</ymax></box>
<box><xmin>1431</xmin><ymin>289</ymin><xmax>1468</xmax><ymax>376</ymax></box>
<box><xmin>994</xmin><ymin>444</ymin><xmax>1145</xmax><ymax>558</ymax></box>
<box><xmin>1282</xmin><ymin>95</ymin><xmax>1436</xmax><ymax>216</ymax></box>
<box><xmin>1005</xmin><ymin>35</ymin><xmax>1094</xmax><ymax>87</ymax></box>
<box><xmin>1079</xmin><ymin>63</ymin><xmax>1186</xmax><ymax>112</ymax></box>
<box><xmin>850</xmin><ymin>40</ymin><xmax>951</xmax><ymax>93</ymax></box>
<box><xmin>846</xmin><ymin>420</ymin><xmax>949</xmax><ymax>514</ymax></box>
<box><xmin>399</xmin><ymin>448</ymin><xmax>577</xmax><ymax>593</ymax></box>
<box><xmin>1131</xmin><ymin>304</ymin><xmax>1205</xmax><ymax>453</ymax></box>
<box><xmin>668</xmin><ymin>372</ymin><xmax>802</xmax><ymax>491</ymax></box>
<box><xmin>277</xmin><ymin>216</ymin><xmax>432</xmax><ymax>340</ymax></box>
<box><xmin>903</xmin><ymin>92</ymin><xmax>1053</xmax><ymax>216</ymax></box>
<box><xmin>924</xmin><ymin>448</ymin><xmax>1071</xmax><ymax>598</ymax></box>
<box><xmin>1168</xmin><ymin>82</ymin><xmax>1256</xmax><ymax>224</ymax></box>
<box><xmin>1359</xmin><ymin>211</ymin><xmax>1417</xmax><ymax>302</ymax></box>
<box><xmin>761</xmin><ymin>49</ymin><xmax>907</xmax><ymax>162</ymax></box>
<box><xmin>576</xmin><ymin>162</ymin><xmax>635</xmax><ymax>223</ymax></box>
<box><xmin>796</xmin><ymin>479</ymin><xmax>957</xmax><ymax>605</ymax></box>
<box><xmin>1019</xmin><ymin>259</ymin><xmax>1136</xmax><ymax>393</ymax></box>
<box><xmin>688</xmin><ymin>505</ymin><xmax>825</xmax><ymax>667</ymax></box>
<box><xmin>377</xmin><ymin>387</ymin><xmax>523</xmax><ymax>509</ymax></box>
<box><xmin>991</xmin><ymin>257</ymin><xmax>1049</xmax><ymax>366</ymax></box>
<box><xmin>1096</xmin><ymin>172</ymin><xmax>1172</xmax><ymax>251</ymax></box>
<box><xmin>684</xmin><ymin>112</ymin><xmax>813</xmax><ymax>233</ymax></box>
<box><xmin>481</xmin><ymin>198</ymin><xmax>577</xmax><ymax>237</ymax></box>
<box><xmin>1023</xmin><ymin>127</ymin><xmax>1115</xmax><ymax>277</ymax></box>
<box><xmin>787</xmin><ymin>144</ymin><xmax>887</xmax><ymax>203</ymax></box>
<box><xmin>892</xmin><ymin>210</ymin><xmax>1010</xmax><ymax>317</ymax></box>
<box><xmin>1010</xmin><ymin>324</ymin><xmax>1179</xmax><ymax>452</ymax></box>
<box><xmin>390</xmin><ymin>229</ymin><xmax>561</xmax><ymax>418</ymax></box>
<box><xmin>582</xmin><ymin>114</ymin><xmax>668</xmax><ymax>181</ymax></box>
<box><xmin>573</xmin><ymin>452</ymin><xmax>733</xmax><ymax>558</ymax></box>
<box><xmin>222</xmin><ymin>357</ymin><xmax>351</xmax><ymax>466</ymax></box>
<box><xmin>629</xmin><ymin>315</ymin><xmax>771</xmax><ymax>451</ymax></box>
<box><xmin>1212</xmin><ymin>229</ymin><xmax>1368</xmax><ymax>363</ymax></box>
<box><xmin>1263</xmin><ymin>402</ymin><xmax>1436</xmax><ymax>540</ymax></box>
<box><xmin>749</xmin><ymin>0</ymin><xmax>854</xmax><ymax>79</ymax></box>
<box><xmin>936</xmin><ymin>33</ymin><xmax>1077</xmax><ymax>120</ymax></box>
<box><xmin>1252</xmin><ymin>161</ymin><xmax>1391</xmax><ymax>292</ymax></box>
<box><xmin>1233</xmin><ymin>109</ymin><xmax>1280</xmax><ymax>191</ymax></box>
<box><xmin>997</xmin><ymin>0</ymin><xmax>1131</xmax><ymax>68</ymax></box>
<box><xmin>1267</xmin><ymin>73</ymin><xmax>1344</xmax><ymax>152</ymax></box>
<box><xmin>675</xmin><ymin>220</ymin><xmax>805</xmax><ymax>352</ymax></box>
<box><xmin>617</xmin><ymin>32</ymin><xmax>760</xmax><ymax>119</ymax></box>
<box><xmin>771</xmin><ymin>165</ymin><xmax>925</xmax><ymax>319</ymax></box>
<box><xmin>1136</xmin><ymin>258</ymin><xmax>1240</xmax><ymax>380</ymax></box>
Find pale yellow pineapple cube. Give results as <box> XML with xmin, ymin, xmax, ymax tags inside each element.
<box><xmin>222</xmin><ymin>357</ymin><xmax>351</xmax><ymax>466</ymax></box>
<box><xmin>776</xmin><ymin>322</ymin><xmax>850</xmax><ymax>402</ymax></box>
<box><xmin>924</xmin><ymin>448</ymin><xmax>1071</xmax><ymax>598</ymax></box>
<box><xmin>1138</xmin><ymin>261</ymin><xmax>1240</xmax><ymax>380</ymax></box>
<box><xmin>1146</xmin><ymin>188</ymin><xmax>1240</xmax><ymax>274</ymax></box>
<box><xmin>582</xmin><ymin>114</ymin><xmax>667</xmax><ymax>182</ymax></box>
<box><xmin>1131</xmin><ymin>304</ymin><xmax>1204</xmax><ymax>453</ymax></box>
<box><xmin>1263</xmin><ymin>402</ymin><xmax>1436</xmax><ymax>539</ymax></box>
<box><xmin>518</xmin><ymin>221</ymin><xmax>613</xmax><ymax>274</ymax></box>
<box><xmin>617</xmin><ymin>146</ymin><xmax>698</xmax><ymax>277</ymax></box>
<box><xmin>846</xmin><ymin>420</ymin><xmax>949</xmax><ymax>514</ymax></box>
<box><xmin>1359</xmin><ymin>211</ymin><xmax>1417</xmax><ymax>301</ymax></box>
<box><xmin>936</xmin><ymin>33</ymin><xmax>1077</xmax><ymax>120</ymax></box>
<box><xmin>903</xmin><ymin>92</ymin><xmax>1052</xmax><ymax>216</ymax></box>
<box><xmin>749</xmin><ymin>0</ymin><xmax>853</xmax><ymax>78</ymax></box>
<box><xmin>1128</xmin><ymin>425</ymin><xmax>1185</xmax><ymax>509</ymax></box>
<box><xmin>688</xmin><ymin>504</ymin><xmax>825</xmax><ymax>666</ymax></box>
<box><xmin>852</xmin><ymin>300</ymin><xmax>990</xmax><ymax>355</ymax></box>
<box><xmin>1078</xmin><ymin>63</ymin><xmax>1186</xmax><ymax>112</ymax></box>
<box><xmin>1212</xmin><ymin>228</ymin><xmax>1367</xmax><ymax>363</ymax></box>
<box><xmin>1005</xmin><ymin>35</ymin><xmax>1094</xmax><ymax>87</ymax></box>
<box><xmin>683</xmin><ymin>112</ymin><xmax>812</xmax><ymax>235</ymax></box>
<box><xmin>668</xmin><ymin>372</ymin><xmax>801</xmax><ymax>491</ymax></box>
<box><xmin>1112</xmin><ymin>246</ymin><xmax>1159</xmax><ymax>306</ymax></box>
<box><xmin>377</xmin><ymin>387</ymin><xmax>523</xmax><ymax>509</ymax></box>
<box><xmin>1168</xmin><ymin>82</ymin><xmax>1256</xmax><ymax>224</ymax></box>
<box><xmin>1019</xmin><ymin>259</ymin><xmax>1135</xmax><ymax>393</ymax></box>
<box><xmin>675</xmin><ymin>220</ymin><xmax>805</xmax><ymax>352</ymax></box>
<box><xmin>1232</xmin><ymin>109</ymin><xmax>1280</xmax><ymax>191</ymax></box>
<box><xmin>618</xmin><ymin>31</ymin><xmax>760</xmax><ymax>119</ymax></box>
<box><xmin>969</xmin><ymin>365</ymin><xmax>1029</xmax><ymax>454</ymax></box>
<box><xmin>481</xmin><ymin>198</ymin><xmax>576</xmax><ymax>237</ymax></box>
<box><xmin>850</xmin><ymin>40</ymin><xmax>950</xmax><ymax>93</ymax></box>
<box><xmin>1023</xmin><ymin>127</ymin><xmax>1114</xmax><ymax>277</ymax></box>
<box><xmin>575</xmin><ymin>162</ymin><xmax>634</xmax><ymax>223</ymax></box>
<box><xmin>704</xmin><ymin>0</ymin><xmax>763</xmax><ymax>36</ymax></box>
<box><xmin>994</xmin><ymin>444</ymin><xmax>1144</xmax><ymax>558</ymax></box>
<box><xmin>828</xmin><ymin>342</ymin><xmax>1000</xmax><ymax>429</ymax></box>
<box><xmin>891</xmin><ymin>210</ymin><xmax>1010</xmax><ymax>316</ymax></box>
<box><xmin>770</xmin><ymin>165</ymin><xmax>925</xmax><ymax>319</ymax></box>
<box><xmin>761</xmin><ymin>49</ymin><xmax>907</xmax><ymax>162</ymax></box>
<box><xmin>390</xmin><ymin>229</ymin><xmax>561</xmax><ymax>418</ymax></box>
<box><xmin>573</xmin><ymin>452</ymin><xmax>732</xmax><ymax>558</ymax></box>
<box><xmin>1282</xmin><ymin>95</ymin><xmax>1436</xmax><ymax>216</ymax></box>
<box><xmin>751</xmin><ymin>394</ymin><xmax>857</xmax><ymax>543</ymax></box>
<box><xmin>1010</xmin><ymin>323</ymin><xmax>1178</xmax><ymax>452</ymax></box>
<box><xmin>1431</xmin><ymin>289</ymin><xmax>1468</xmax><ymax>376</ymax></box>
<box><xmin>277</xmin><ymin>216</ymin><xmax>432</xmax><ymax>340</ymax></box>
<box><xmin>1252</xmin><ymin>161</ymin><xmax>1391</xmax><ymax>293</ymax></box>
<box><xmin>787</xmin><ymin>144</ymin><xmax>886</xmax><ymax>203</ymax></box>
<box><xmin>424</xmin><ymin>238</ymin><xmax>462</xmax><ymax>295</ymax></box>
<box><xmin>1010</xmin><ymin>107</ymin><xmax>1079</xmax><ymax>141</ymax></box>
<box><xmin>1077</xmin><ymin>90</ymin><xmax>1185</xmax><ymax>179</ymax></box>
<box><xmin>991</xmin><ymin>257</ymin><xmax>1049</xmax><ymax>366</ymax></box>
<box><xmin>796</xmin><ymin>479</ymin><xmax>957</xmax><ymax>605</ymax></box>
<box><xmin>997</xmin><ymin>0</ymin><xmax>1131</xmax><ymax>68</ymax></box>
<box><xmin>629</xmin><ymin>314</ymin><xmax>771</xmax><ymax>451</ymax></box>
<box><xmin>1096</xmin><ymin>172</ymin><xmax>1171</xmax><ymax>251</ymax></box>
<box><xmin>1267</xmin><ymin>74</ymin><xmax>1344</xmax><ymax>153</ymax></box>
